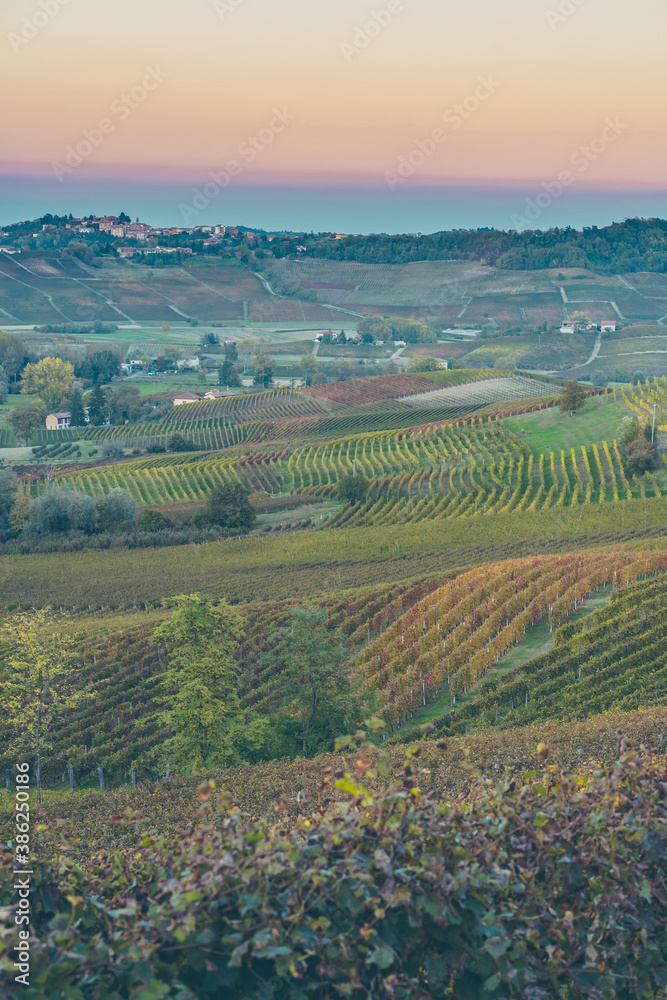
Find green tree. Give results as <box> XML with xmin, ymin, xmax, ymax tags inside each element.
<box><xmin>408</xmin><ymin>355</ymin><xmax>440</xmax><ymax>372</ymax></box>
<box><xmin>152</xmin><ymin>595</ymin><xmax>260</xmax><ymax>768</ymax></box>
<box><xmin>337</xmin><ymin>474</ymin><xmax>369</xmax><ymax>505</ymax></box>
<box><xmin>338</xmin><ymin>329</ymin><xmax>347</xmax><ymax>345</ymax></box>
<box><xmin>8</xmin><ymin>491</ymin><xmax>30</xmax><ymax>533</ymax></box>
<box><xmin>0</xmin><ymin>609</ymin><xmax>89</xmax><ymax>801</ymax></box>
<box><xmin>21</xmin><ymin>356</ymin><xmax>75</xmax><ymax>410</ymax></box>
<box><xmin>0</xmin><ymin>330</ymin><xmax>26</xmax><ymax>378</ymax></box>
<box><xmin>8</xmin><ymin>405</ymin><xmax>44</xmax><ymax>445</ymax></box>
<box><xmin>192</xmin><ymin>482</ymin><xmax>256</xmax><ymax>533</ymax></box>
<box><xmin>252</xmin><ymin>354</ymin><xmax>274</xmax><ymax>388</ymax></box>
<box><xmin>0</xmin><ymin>468</ymin><xmax>18</xmax><ymax>528</ymax></box>
<box><xmin>223</xmin><ymin>341</ymin><xmax>238</xmax><ymax>361</ymax></box>
<box><xmin>168</xmin><ymin>433</ymin><xmax>197</xmax><ymax>452</ymax></box>
<box><xmin>219</xmin><ymin>361</ymin><xmax>241</xmax><ymax>387</ymax></box>
<box><xmin>137</xmin><ymin>508</ymin><xmax>173</xmax><ymax>532</ymax></box>
<box><xmin>300</xmin><ymin>353</ymin><xmax>322</xmax><ymax>386</ymax></box>
<box><xmin>269</xmin><ymin>607</ymin><xmax>360</xmax><ymax>756</ymax></box>
<box><xmin>86</xmin><ymin>382</ymin><xmax>108</xmax><ymax>424</ymax></box>
<box><xmin>559</xmin><ymin>380</ymin><xmax>587</xmax><ymax>416</ymax></box>
<box><xmin>69</xmin><ymin>388</ymin><xmax>86</xmax><ymax>427</ymax></box>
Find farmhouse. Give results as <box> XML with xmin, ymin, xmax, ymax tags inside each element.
<box><xmin>45</xmin><ymin>412</ymin><xmax>71</xmax><ymax>430</ymax></box>
<box><xmin>204</xmin><ymin>389</ymin><xmax>235</xmax><ymax>400</ymax></box>
<box><xmin>173</xmin><ymin>392</ymin><xmax>204</xmax><ymax>406</ymax></box>
<box><xmin>601</xmin><ymin>320</ymin><xmax>617</xmax><ymax>333</ymax></box>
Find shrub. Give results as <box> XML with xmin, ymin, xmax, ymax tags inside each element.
<box><xmin>169</xmin><ymin>433</ymin><xmax>197</xmax><ymax>452</ymax></box>
<box><xmin>24</xmin><ymin>485</ymin><xmax>136</xmax><ymax>536</ymax></box>
<box><xmin>136</xmin><ymin>508</ymin><xmax>174</xmax><ymax>532</ymax></box>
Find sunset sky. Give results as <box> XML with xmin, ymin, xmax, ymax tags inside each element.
<box><xmin>1</xmin><ymin>0</ymin><xmax>666</xmax><ymax>230</ymax></box>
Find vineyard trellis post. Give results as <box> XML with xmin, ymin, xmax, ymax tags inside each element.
<box><xmin>131</xmin><ymin>766</ymin><xmax>137</xmax><ymax>785</ymax></box>
<box><xmin>68</xmin><ymin>763</ymin><xmax>74</xmax><ymax>792</ymax></box>
<box><xmin>97</xmin><ymin>767</ymin><xmax>105</xmax><ymax>791</ymax></box>
<box><xmin>5</xmin><ymin>770</ymin><xmax>10</xmax><ymax>791</ymax></box>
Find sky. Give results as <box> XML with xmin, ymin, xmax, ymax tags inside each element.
<box><xmin>1</xmin><ymin>0</ymin><xmax>666</xmax><ymax>232</ymax></box>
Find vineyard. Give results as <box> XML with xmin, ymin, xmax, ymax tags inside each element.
<box><xmin>619</xmin><ymin>375</ymin><xmax>667</xmax><ymax>431</ymax></box>
<box><xmin>398</xmin><ymin>374</ymin><xmax>557</xmax><ymax>409</ymax></box>
<box><xmin>0</xmin><ymin>576</ymin><xmax>453</xmax><ymax>786</ymax></box>
<box><xmin>303</xmin><ymin>369</ymin><xmax>510</xmax><ymax>406</ymax></box>
<box><xmin>7</xmin><ymin>551</ymin><xmax>665</xmax><ymax>787</ymax></box>
<box><xmin>47</xmin><ymin>407</ymin><xmax>664</xmax><ymax>525</ymax></box>
<box><xmin>32</xmin><ymin>388</ymin><xmax>328</xmax><ymax>448</ymax></box>
<box><xmin>353</xmin><ymin>552</ymin><xmax>667</xmax><ymax>728</ymax></box>
<box><xmin>434</xmin><ymin>572</ymin><xmax>667</xmax><ymax>737</ymax></box>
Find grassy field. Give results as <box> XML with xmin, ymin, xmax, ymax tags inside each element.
<box><xmin>3</xmin><ymin>498</ymin><xmax>665</xmax><ymax>611</ymax></box>
<box><xmin>599</xmin><ymin>336</ymin><xmax>667</xmax><ymax>356</ymax></box>
<box><xmin>504</xmin><ymin>395</ymin><xmax>630</xmax><ymax>453</ymax></box>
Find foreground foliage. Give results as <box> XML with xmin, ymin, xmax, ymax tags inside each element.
<box><xmin>1</xmin><ymin>739</ymin><xmax>667</xmax><ymax>999</ymax></box>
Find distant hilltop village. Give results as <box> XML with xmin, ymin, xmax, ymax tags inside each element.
<box><xmin>0</xmin><ymin>213</ymin><xmax>317</xmax><ymax>260</ymax></box>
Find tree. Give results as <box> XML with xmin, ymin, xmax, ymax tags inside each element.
<box><xmin>0</xmin><ymin>365</ymin><xmax>7</xmax><ymax>404</ymax></box>
<box><xmin>360</xmin><ymin>331</ymin><xmax>375</xmax><ymax>345</ymax></box>
<box><xmin>69</xmin><ymin>388</ymin><xmax>86</xmax><ymax>427</ymax></box>
<box><xmin>0</xmin><ymin>609</ymin><xmax>89</xmax><ymax>802</ymax></box>
<box><xmin>0</xmin><ymin>330</ymin><xmax>26</xmax><ymax>378</ymax></box>
<box><xmin>337</xmin><ymin>474</ymin><xmax>369</xmax><ymax>505</ymax></box>
<box><xmin>192</xmin><ymin>482</ymin><xmax>256</xmax><ymax>533</ymax></box>
<box><xmin>107</xmin><ymin>384</ymin><xmax>141</xmax><ymax>424</ymax></box>
<box><xmin>21</xmin><ymin>356</ymin><xmax>75</xmax><ymax>410</ymax></box>
<box><xmin>301</xmin><ymin>353</ymin><xmax>322</xmax><ymax>386</ymax></box>
<box><xmin>252</xmin><ymin>354</ymin><xmax>274</xmax><ymax>388</ymax></box>
<box><xmin>559</xmin><ymin>381</ymin><xmax>587</xmax><ymax>416</ymax></box>
<box><xmin>95</xmin><ymin>489</ymin><xmax>137</xmax><ymax>533</ymax></box>
<box><xmin>24</xmin><ymin>485</ymin><xmax>98</xmax><ymax>535</ymax></box>
<box><xmin>223</xmin><ymin>341</ymin><xmax>238</xmax><ymax>361</ymax></box>
<box><xmin>219</xmin><ymin>361</ymin><xmax>241</xmax><ymax>387</ymax></box>
<box><xmin>8</xmin><ymin>492</ymin><xmax>30</xmax><ymax>533</ymax></box>
<box><xmin>152</xmin><ymin>595</ymin><xmax>254</xmax><ymax>767</ymax></box>
<box><xmin>338</xmin><ymin>329</ymin><xmax>347</xmax><ymax>345</ymax></box>
<box><xmin>169</xmin><ymin>433</ymin><xmax>197</xmax><ymax>452</ymax></box>
<box><xmin>408</xmin><ymin>355</ymin><xmax>440</xmax><ymax>372</ymax></box>
<box><xmin>0</xmin><ymin>467</ymin><xmax>18</xmax><ymax>528</ymax></box>
<box><xmin>618</xmin><ymin>416</ymin><xmax>658</xmax><ymax>475</ymax></box>
<box><xmin>8</xmin><ymin>405</ymin><xmax>44</xmax><ymax>445</ymax></box>
<box><xmin>86</xmin><ymin>383</ymin><xmax>108</xmax><ymax>425</ymax></box>
<box><xmin>268</xmin><ymin>607</ymin><xmax>359</xmax><ymax>756</ymax></box>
